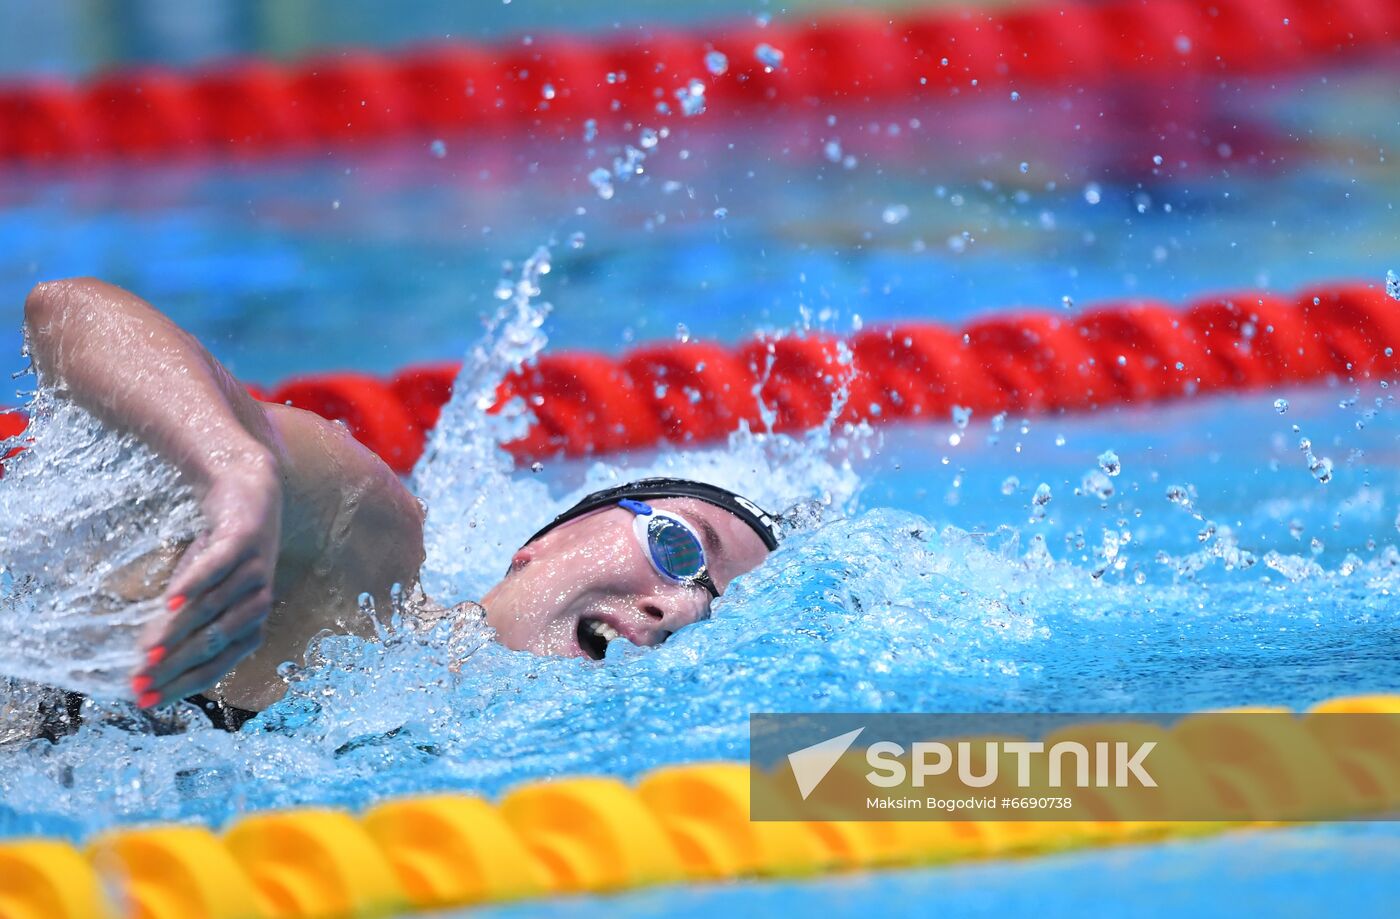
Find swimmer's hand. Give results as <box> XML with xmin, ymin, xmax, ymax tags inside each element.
<box><xmin>135</xmin><ymin>455</ymin><xmax>282</xmax><ymax>707</ymax></box>
<box><xmin>23</xmin><ymin>278</ymin><xmax>288</xmax><ymax>704</ymax></box>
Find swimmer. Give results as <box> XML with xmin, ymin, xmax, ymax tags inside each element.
<box><xmin>15</xmin><ymin>278</ymin><xmax>779</xmax><ymax>730</ymax></box>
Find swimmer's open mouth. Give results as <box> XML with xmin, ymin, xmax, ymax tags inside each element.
<box><xmin>577</xmin><ymin>617</ymin><xmax>621</xmax><ymax>660</ymax></box>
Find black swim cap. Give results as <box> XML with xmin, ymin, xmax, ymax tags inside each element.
<box><xmin>526</xmin><ymin>477</ymin><xmax>781</xmax><ymax>550</ymax></box>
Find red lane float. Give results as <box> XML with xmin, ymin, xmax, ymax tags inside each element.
<box><xmin>1</xmin><ymin>0</ymin><xmax>1397</xmax><ymax>163</ymax></box>
<box><xmin>0</xmin><ymin>411</ymin><xmax>28</xmax><ymax>477</ymax></box>
<box><xmin>1</xmin><ymin>282</ymin><xmax>1395</xmax><ymax>475</ymax></box>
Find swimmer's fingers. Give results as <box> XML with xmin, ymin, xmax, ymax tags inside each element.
<box><xmin>145</xmin><ymin>572</ymin><xmax>265</xmax><ymax>682</ymax></box>
<box><xmin>160</xmin><ymin>527</ymin><xmax>256</xmax><ymax>621</ymax></box>
<box><xmin>146</xmin><ymin>546</ymin><xmax>265</xmax><ymax>653</ymax></box>
<box><xmin>142</xmin><ymin>632</ymin><xmax>262</xmax><ymax>709</ymax></box>
<box><xmin>140</xmin><ymin>591</ymin><xmax>269</xmax><ymax>706</ymax></box>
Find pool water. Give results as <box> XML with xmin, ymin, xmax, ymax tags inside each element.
<box><xmin>465</xmin><ymin>823</ymin><xmax>1400</xmax><ymax>918</ymax></box>
<box><xmin>1</xmin><ymin>65</ymin><xmax>1398</xmax><ymax>385</ymax></box>
<box><xmin>0</xmin><ymin>33</ymin><xmax>1398</xmax><ymax>917</ymax></box>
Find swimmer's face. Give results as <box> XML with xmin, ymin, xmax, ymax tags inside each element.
<box><xmin>479</xmin><ymin>497</ymin><xmax>770</xmax><ymax>659</ymax></box>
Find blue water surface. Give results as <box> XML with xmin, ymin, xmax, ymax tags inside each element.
<box><xmin>0</xmin><ymin>41</ymin><xmax>1397</xmax><ymax>917</ymax></box>
<box><xmin>464</xmin><ymin>824</ymin><xmax>1400</xmax><ymax>919</ymax></box>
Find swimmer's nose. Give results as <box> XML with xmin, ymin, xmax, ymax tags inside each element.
<box><xmin>638</xmin><ymin>595</ymin><xmax>709</xmax><ymax>643</ymax></box>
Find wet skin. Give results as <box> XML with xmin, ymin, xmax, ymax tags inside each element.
<box><xmin>22</xmin><ymin>278</ymin><xmax>770</xmax><ymax>713</ymax></box>
<box><xmin>481</xmin><ymin>498</ymin><xmax>771</xmax><ymax>659</ymax></box>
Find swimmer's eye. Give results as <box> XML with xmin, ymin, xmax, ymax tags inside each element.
<box><xmin>618</xmin><ymin>499</ymin><xmax>720</xmax><ymax>599</ymax></box>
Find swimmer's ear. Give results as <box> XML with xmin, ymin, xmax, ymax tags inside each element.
<box><xmin>506</xmin><ymin>546</ymin><xmax>534</xmax><ymax>575</ymax></box>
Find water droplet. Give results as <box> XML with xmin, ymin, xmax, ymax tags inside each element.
<box><xmin>1297</xmin><ymin>436</ymin><xmax>1333</xmax><ymax>484</ymax></box>
<box><xmin>638</xmin><ymin>127</ymin><xmax>659</xmax><ymax>149</ymax></box>
<box><xmin>1019</xmin><ymin>162</ymin><xmax>1029</xmax><ymax>174</ymax></box>
<box><xmin>713</xmin><ymin>207</ymin><xmax>728</xmax><ymax>219</ymax></box>
<box><xmin>493</xmin><ymin>278</ymin><xmax>513</xmax><ymax>300</ymax></box>
<box><xmin>530</xmin><ymin>461</ymin><xmax>544</xmax><ymax>473</ymax></box>
<box><xmin>705</xmin><ymin>50</ymin><xmax>729</xmax><ymax>75</ymax></box>
<box><xmin>755</xmin><ymin>43</ymin><xmax>785</xmax><ymax>72</ymax></box>
<box><xmin>1030</xmin><ymin>483</ymin><xmax>1053</xmax><ymax>521</ymax></box>
<box><xmin>1083</xmin><ymin>182</ymin><xmax>1102</xmax><ymax>205</ymax></box>
<box><xmin>1152</xmin><ymin>154</ymin><xmax>1163</xmax><ymax>166</ymax></box>
<box><xmin>1001</xmin><ymin>475</ymin><xmax>1020</xmax><ymax>496</ymax></box>
<box><xmin>881</xmin><ymin>204</ymin><xmax>910</xmax><ymax>225</ymax></box>
<box><xmin>1082</xmin><ymin>469</ymin><xmax>1114</xmax><ymax>501</ymax></box>
<box><xmin>1274</xmin><ymin>398</ymin><xmax>1289</xmax><ymax>414</ymax></box>
<box><xmin>675</xmin><ymin>79</ymin><xmax>707</xmax><ymax>116</ymax></box>
<box><xmin>1387</xmin><ymin>269</ymin><xmax>1400</xmax><ymax>301</ymax></box>
<box><xmin>823</xmin><ymin>139</ymin><xmax>842</xmax><ymax>163</ymax></box>
<box><xmin>541</xmin><ymin>82</ymin><xmax>556</xmax><ymax>100</ymax></box>
<box><xmin>583</xmin><ymin>119</ymin><xmax>598</xmax><ymax>143</ymax></box>
<box><xmin>1010</xmin><ymin>91</ymin><xmax>1020</xmax><ymax>101</ymax></box>
<box><xmin>568</xmin><ymin>231</ymin><xmax>586</xmax><ymax>249</ymax></box>
<box><xmin>675</xmin><ymin>323</ymin><xmax>691</xmax><ymax>343</ymax></box>
<box><xmin>588</xmin><ymin>167</ymin><xmax>615</xmax><ymax>200</ymax></box>
<box><xmin>1174</xmin><ymin>34</ymin><xmax>1192</xmax><ymax>54</ymax></box>
<box><xmin>1098</xmin><ymin>449</ymin><xmax>1121</xmax><ymax>476</ymax></box>
<box><xmin>429</xmin><ymin>139</ymin><xmax>447</xmax><ymax>158</ymax></box>
<box><xmin>951</xmin><ymin>405</ymin><xmax>972</xmax><ymax>429</ymax></box>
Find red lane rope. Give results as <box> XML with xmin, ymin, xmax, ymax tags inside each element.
<box><xmin>0</xmin><ymin>0</ymin><xmax>1396</xmax><ymax>163</ymax></box>
<box><xmin>8</xmin><ymin>282</ymin><xmax>1392</xmax><ymax>475</ymax></box>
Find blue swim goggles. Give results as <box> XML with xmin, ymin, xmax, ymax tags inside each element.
<box><xmin>617</xmin><ymin>499</ymin><xmax>720</xmax><ymax>599</ymax></box>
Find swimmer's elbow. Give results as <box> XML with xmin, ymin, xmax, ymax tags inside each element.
<box><xmin>23</xmin><ymin>277</ymin><xmax>107</xmax><ymax>341</ymax></box>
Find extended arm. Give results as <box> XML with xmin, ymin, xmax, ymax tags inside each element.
<box><xmin>24</xmin><ymin>278</ymin><xmax>283</xmax><ymax>705</ymax></box>
<box><xmin>22</xmin><ymin>278</ymin><xmax>423</xmax><ymax>709</ymax></box>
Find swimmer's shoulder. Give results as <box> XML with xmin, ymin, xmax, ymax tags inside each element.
<box><xmin>260</xmin><ymin>402</ymin><xmax>426</xmax><ymax>570</ymax></box>
<box><xmin>217</xmin><ymin>402</ymin><xmax>428</xmax><ymax>712</ymax></box>
<box><xmin>257</xmin><ymin>403</ymin><xmax>426</xmax><ymax>633</ymax></box>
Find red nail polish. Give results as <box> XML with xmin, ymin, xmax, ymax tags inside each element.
<box><xmin>138</xmin><ymin>691</ymin><xmax>160</xmax><ymax>708</ymax></box>
<box><xmin>167</xmin><ymin>594</ymin><xmax>186</xmax><ymax>612</ymax></box>
<box><xmin>147</xmin><ymin>646</ymin><xmax>166</xmax><ymax>666</ymax></box>
<box><xmin>131</xmin><ymin>675</ymin><xmax>152</xmax><ymax>694</ymax></box>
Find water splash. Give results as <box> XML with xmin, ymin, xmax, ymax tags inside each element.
<box><xmin>0</xmin><ymin>387</ymin><xmax>202</xmax><ymax>699</ymax></box>
<box><xmin>411</xmin><ymin>247</ymin><xmax>555</xmax><ymax>603</ymax></box>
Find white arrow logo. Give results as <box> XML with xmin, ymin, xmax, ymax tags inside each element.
<box><xmin>787</xmin><ymin>727</ymin><xmax>865</xmax><ymax>800</ymax></box>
